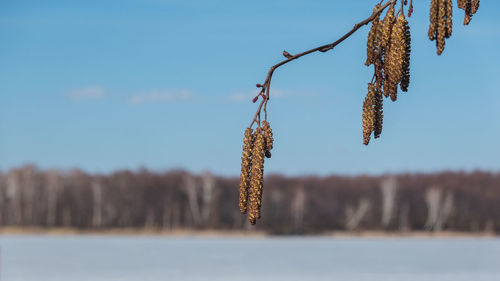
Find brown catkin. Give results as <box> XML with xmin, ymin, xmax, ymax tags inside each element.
<box><xmin>463</xmin><ymin>0</ymin><xmax>479</xmax><ymax>25</ymax></box>
<box><xmin>373</xmin><ymin>87</ymin><xmax>384</xmax><ymax>139</ymax></box>
<box><xmin>261</xmin><ymin>121</ymin><xmax>274</xmax><ymax>158</ymax></box>
<box><xmin>464</xmin><ymin>1</ymin><xmax>472</xmax><ymax>25</ymax></box>
<box><xmin>381</xmin><ymin>4</ymin><xmax>395</xmax><ymax>99</ymax></box>
<box><xmin>362</xmin><ymin>83</ymin><xmax>376</xmax><ymax>145</ymax></box>
<box><xmin>365</xmin><ymin>4</ymin><xmax>381</xmax><ymax>66</ymax></box>
<box><xmin>238</xmin><ymin>128</ymin><xmax>254</xmax><ymax>214</ymax></box>
<box><xmin>384</xmin><ymin>14</ymin><xmax>406</xmax><ymax>101</ymax></box>
<box><xmin>375</xmin><ymin>57</ymin><xmax>385</xmax><ymax>97</ymax></box>
<box><xmin>374</xmin><ymin>16</ymin><xmax>386</xmax><ymax>97</ymax></box>
<box><xmin>428</xmin><ymin>0</ymin><xmax>439</xmax><ymax>40</ymax></box>
<box><xmin>248</xmin><ymin>128</ymin><xmax>265</xmax><ymax>225</ymax></box>
<box><xmin>436</xmin><ymin>0</ymin><xmax>446</xmax><ymax>55</ymax></box>
<box><xmin>381</xmin><ymin>4</ymin><xmax>395</xmax><ymax>49</ymax></box>
<box><xmin>444</xmin><ymin>0</ymin><xmax>453</xmax><ymax>38</ymax></box>
<box><xmin>400</xmin><ymin>18</ymin><xmax>411</xmax><ymax>92</ymax></box>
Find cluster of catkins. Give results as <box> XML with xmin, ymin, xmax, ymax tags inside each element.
<box><xmin>429</xmin><ymin>0</ymin><xmax>480</xmax><ymax>55</ymax></box>
<box><xmin>458</xmin><ymin>0</ymin><xmax>480</xmax><ymax>25</ymax></box>
<box><xmin>428</xmin><ymin>0</ymin><xmax>453</xmax><ymax>55</ymax></box>
<box><xmin>363</xmin><ymin>3</ymin><xmax>411</xmax><ymax>145</ymax></box>
<box><xmin>238</xmin><ymin>121</ymin><xmax>274</xmax><ymax>225</ymax></box>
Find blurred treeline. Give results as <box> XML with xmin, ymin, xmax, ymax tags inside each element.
<box><xmin>1</xmin><ymin>165</ymin><xmax>499</xmax><ymax>234</ymax></box>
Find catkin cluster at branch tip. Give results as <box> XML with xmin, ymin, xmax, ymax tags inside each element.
<box><xmin>238</xmin><ymin>122</ymin><xmax>274</xmax><ymax>224</ymax></box>
<box><xmin>238</xmin><ymin>128</ymin><xmax>254</xmax><ymax>214</ymax></box>
<box><xmin>459</xmin><ymin>0</ymin><xmax>479</xmax><ymax>25</ymax></box>
<box><xmin>428</xmin><ymin>0</ymin><xmax>453</xmax><ymax>55</ymax></box>
<box><xmin>248</xmin><ymin>128</ymin><xmax>265</xmax><ymax>225</ymax></box>
<box><xmin>363</xmin><ymin>3</ymin><xmax>413</xmax><ymax>144</ymax></box>
<box><xmin>262</xmin><ymin>121</ymin><xmax>274</xmax><ymax>159</ymax></box>
<box><xmin>365</xmin><ymin>4</ymin><xmax>382</xmax><ymax>67</ymax></box>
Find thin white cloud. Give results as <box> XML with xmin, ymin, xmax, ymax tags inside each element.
<box><xmin>66</xmin><ymin>86</ymin><xmax>106</xmax><ymax>100</ymax></box>
<box><xmin>227</xmin><ymin>90</ymin><xmax>257</xmax><ymax>102</ymax></box>
<box><xmin>129</xmin><ymin>90</ymin><xmax>194</xmax><ymax>104</ymax></box>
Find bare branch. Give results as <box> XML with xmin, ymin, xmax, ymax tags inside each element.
<box><xmin>249</xmin><ymin>0</ymin><xmax>397</xmax><ymax>128</ymax></box>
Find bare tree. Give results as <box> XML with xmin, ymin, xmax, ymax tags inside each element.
<box><xmin>435</xmin><ymin>191</ymin><xmax>454</xmax><ymax>231</ymax></box>
<box><xmin>6</xmin><ymin>169</ymin><xmax>22</xmax><ymax>225</ymax></box>
<box><xmin>21</xmin><ymin>166</ymin><xmax>38</xmax><ymax>225</ymax></box>
<box><xmin>291</xmin><ymin>185</ymin><xmax>306</xmax><ymax>233</ymax></box>
<box><xmin>0</xmin><ymin>173</ymin><xmax>5</xmax><ymax>226</ymax></box>
<box><xmin>425</xmin><ymin>187</ymin><xmax>442</xmax><ymax>231</ymax></box>
<box><xmin>91</xmin><ymin>180</ymin><xmax>103</xmax><ymax>228</ymax></box>
<box><xmin>399</xmin><ymin>202</ymin><xmax>410</xmax><ymax>232</ymax></box>
<box><xmin>200</xmin><ymin>171</ymin><xmax>216</xmax><ymax>226</ymax></box>
<box><xmin>380</xmin><ymin>177</ymin><xmax>398</xmax><ymax>229</ymax></box>
<box><xmin>182</xmin><ymin>174</ymin><xmax>201</xmax><ymax>228</ymax></box>
<box><xmin>46</xmin><ymin>170</ymin><xmax>61</xmax><ymax>226</ymax></box>
<box><xmin>425</xmin><ymin>187</ymin><xmax>454</xmax><ymax>231</ymax></box>
<box><xmin>345</xmin><ymin>198</ymin><xmax>372</xmax><ymax>231</ymax></box>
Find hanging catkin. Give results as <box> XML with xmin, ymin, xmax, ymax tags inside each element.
<box><xmin>381</xmin><ymin>4</ymin><xmax>395</xmax><ymax>49</ymax></box>
<box><xmin>400</xmin><ymin>17</ymin><xmax>411</xmax><ymax>92</ymax></box>
<box><xmin>365</xmin><ymin>4</ymin><xmax>382</xmax><ymax>66</ymax></box>
<box><xmin>461</xmin><ymin>0</ymin><xmax>479</xmax><ymax>25</ymax></box>
<box><xmin>444</xmin><ymin>0</ymin><xmax>453</xmax><ymax>38</ymax></box>
<box><xmin>436</xmin><ymin>0</ymin><xmax>446</xmax><ymax>55</ymax></box>
<box><xmin>373</xmin><ymin>87</ymin><xmax>384</xmax><ymax>139</ymax></box>
<box><xmin>262</xmin><ymin>121</ymin><xmax>274</xmax><ymax>158</ymax></box>
<box><xmin>248</xmin><ymin>128</ymin><xmax>265</xmax><ymax>225</ymax></box>
<box><xmin>362</xmin><ymin>83</ymin><xmax>377</xmax><ymax>145</ymax></box>
<box><xmin>385</xmin><ymin>14</ymin><xmax>406</xmax><ymax>101</ymax></box>
<box><xmin>381</xmin><ymin>4</ymin><xmax>395</xmax><ymax>98</ymax></box>
<box><xmin>428</xmin><ymin>0</ymin><xmax>439</xmax><ymax>40</ymax></box>
<box><xmin>238</xmin><ymin>128</ymin><xmax>254</xmax><ymax>213</ymax></box>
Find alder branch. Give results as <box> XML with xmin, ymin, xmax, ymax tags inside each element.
<box><xmin>249</xmin><ymin>0</ymin><xmax>397</xmax><ymax>128</ymax></box>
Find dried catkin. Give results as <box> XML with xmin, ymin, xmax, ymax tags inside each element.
<box><xmin>385</xmin><ymin>14</ymin><xmax>406</xmax><ymax>101</ymax></box>
<box><xmin>373</xmin><ymin>87</ymin><xmax>384</xmax><ymax>139</ymax></box>
<box><xmin>381</xmin><ymin>4</ymin><xmax>395</xmax><ymax>49</ymax></box>
<box><xmin>400</xmin><ymin>18</ymin><xmax>411</xmax><ymax>92</ymax></box>
<box><xmin>444</xmin><ymin>0</ymin><xmax>453</xmax><ymax>38</ymax></box>
<box><xmin>428</xmin><ymin>0</ymin><xmax>439</xmax><ymax>40</ymax></box>
<box><xmin>238</xmin><ymin>128</ymin><xmax>254</xmax><ymax>214</ymax></box>
<box><xmin>261</xmin><ymin>121</ymin><xmax>274</xmax><ymax>158</ymax></box>
<box><xmin>248</xmin><ymin>128</ymin><xmax>265</xmax><ymax>225</ymax></box>
<box><xmin>436</xmin><ymin>0</ymin><xmax>446</xmax><ymax>55</ymax></box>
<box><xmin>462</xmin><ymin>0</ymin><xmax>479</xmax><ymax>25</ymax></box>
<box><xmin>362</xmin><ymin>83</ymin><xmax>377</xmax><ymax>145</ymax></box>
<box><xmin>365</xmin><ymin>4</ymin><xmax>381</xmax><ymax>67</ymax></box>
<box><xmin>381</xmin><ymin>4</ymin><xmax>395</xmax><ymax>99</ymax></box>
<box><xmin>373</xmin><ymin>17</ymin><xmax>386</xmax><ymax>97</ymax></box>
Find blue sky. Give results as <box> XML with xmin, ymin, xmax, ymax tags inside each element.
<box><xmin>1</xmin><ymin>0</ymin><xmax>499</xmax><ymax>176</ymax></box>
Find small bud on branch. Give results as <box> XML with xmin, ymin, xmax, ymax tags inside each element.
<box><xmin>283</xmin><ymin>50</ymin><xmax>293</xmax><ymax>59</ymax></box>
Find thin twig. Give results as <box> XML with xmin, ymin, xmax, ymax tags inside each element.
<box><xmin>249</xmin><ymin>0</ymin><xmax>396</xmax><ymax>128</ymax></box>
